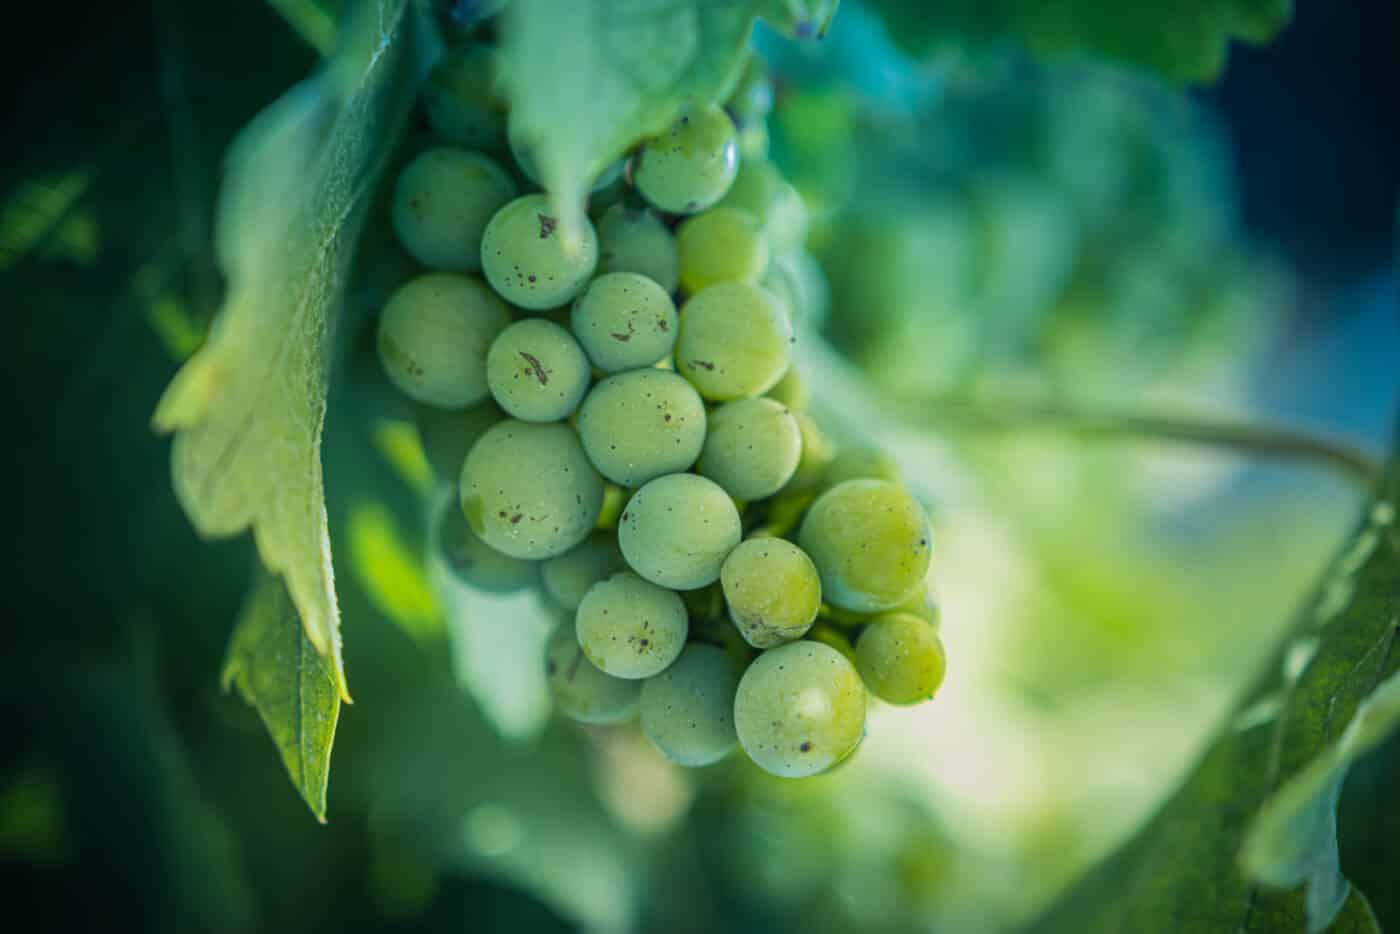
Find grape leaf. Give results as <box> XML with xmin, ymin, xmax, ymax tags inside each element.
<box><xmin>222</xmin><ymin>571</ymin><xmax>342</xmax><ymax>822</ymax></box>
<box><xmin>152</xmin><ymin>0</ymin><xmax>437</xmax><ymax>701</ymax></box>
<box><xmin>759</xmin><ymin>0</ymin><xmax>841</xmax><ymax>38</ymax></box>
<box><xmin>1027</xmin><ymin>429</ymin><xmax>1400</xmax><ymax>934</ymax></box>
<box><xmin>866</xmin><ymin>0</ymin><xmax>1293</xmax><ymax>83</ymax></box>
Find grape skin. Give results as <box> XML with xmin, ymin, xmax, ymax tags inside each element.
<box><xmin>540</xmin><ymin>531</ymin><xmax>627</xmax><ymax>610</ymax></box>
<box><xmin>822</xmin><ymin>446</ymin><xmax>901</xmax><ymax>489</ymax></box>
<box><xmin>481</xmin><ymin>194</ymin><xmax>599</xmax><ymax>310</ymax></box>
<box><xmin>780</xmin><ymin>412</ymin><xmax>835</xmax><ymax>494</ymax></box>
<box><xmin>618</xmin><ymin>474</ymin><xmax>742</xmax><ymax>590</ymax></box>
<box><xmin>570</xmin><ymin>272</ymin><xmax>678</xmax><ymax>373</ymax></box>
<box><xmin>633</xmin><ymin>105</ymin><xmax>739</xmax><ymax>214</ymax></box>
<box><xmin>716</xmin><ymin>158</ymin><xmax>807</xmax><ymax>256</ymax></box>
<box><xmin>734</xmin><ymin>641</ymin><xmax>867</xmax><ymax>778</ymax></box>
<box><xmin>594</xmin><ymin>205</ymin><xmax>679</xmax><ymax>293</ymax></box>
<box><xmin>435</xmin><ymin>496</ymin><xmax>537</xmax><ymax>593</ymax></box>
<box><xmin>854</xmin><ymin>612</ymin><xmax>947</xmax><ymax>705</ymax></box>
<box><xmin>575</xmin><ymin>572</ymin><xmax>688</xmax><ymax>679</ymax></box>
<box><xmin>576</xmin><ymin>369</ymin><xmax>707</xmax><ymax>488</ymax></box>
<box><xmin>765</xmin><ymin>368</ymin><xmax>809</xmax><ymax>412</ymax></box>
<box><xmin>545</xmin><ymin>624</ymin><xmax>640</xmax><ymax>724</ymax></box>
<box><xmin>676</xmin><ymin>282</ymin><xmax>793</xmax><ymax>401</ymax></box>
<box><xmin>486</xmin><ymin>318</ymin><xmax>592</xmax><ymax>422</ymax></box>
<box><xmin>392</xmin><ymin>147</ymin><xmax>516</xmax><ymax>272</ymax></box>
<box><xmin>641</xmin><ymin>643</ymin><xmax>742</xmax><ymax>766</ymax></box>
<box><xmin>676</xmin><ymin>206</ymin><xmax>769</xmax><ymax>294</ymax></box>
<box><xmin>697</xmin><ymin>397</ymin><xmax>802</xmax><ymax>501</ymax></box>
<box><xmin>720</xmin><ymin>538</ymin><xmax>821</xmax><ymax>649</ymax></box>
<box><xmin>422</xmin><ymin>45</ymin><xmax>504</xmax><ymax>151</ymax></box>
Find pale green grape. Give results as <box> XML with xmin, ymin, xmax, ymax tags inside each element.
<box><xmin>765</xmin><ymin>368</ymin><xmax>809</xmax><ymax>412</ymax></box>
<box><xmin>540</xmin><ymin>531</ymin><xmax>626</xmax><ymax>610</ymax></box>
<box><xmin>677</xmin><ymin>207</ymin><xmax>769</xmax><ymax>294</ymax></box>
<box><xmin>576</xmin><ymin>369</ymin><xmax>706</xmax><ymax>487</ymax></box>
<box><xmin>392</xmin><ymin>147</ymin><xmax>516</xmax><ymax>272</ymax></box>
<box><xmin>575</xmin><ymin>572</ymin><xmax>688</xmax><ymax>679</ymax></box>
<box><xmin>422</xmin><ymin>45</ymin><xmax>504</xmax><ymax>151</ymax></box>
<box><xmin>734</xmin><ymin>641</ymin><xmax>867</xmax><ymax>778</ymax></box>
<box><xmin>633</xmin><ymin>105</ymin><xmax>739</xmax><ymax>214</ymax></box>
<box><xmin>720</xmin><ymin>538</ymin><xmax>821</xmax><ymax>648</ymax></box>
<box><xmin>481</xmin><ymin>194</ymin><xmax>598</xmax><ymax>310</ymax></box>
<box><xmin>486</xmin><ymin>319</ymin><xmax>591</xmax><ymax>422</ymax></box>
<box><xmin>822</xmin><ymin>447</ymin><xmax>900</xmax><ymax>489</ymax></box>
<box><xmin>807</xmin><ymin>622</ymin><xmax>857</xmax><ymax>665</ymax></box>
<box><xmin>717</xmin><ymin>159</ymin><xmax>807</xmax><ymax>255</ymax></box>
<box><xmin>798</xmin><ymin>479</ymin><xmax>932</xmax><ymax>613</ymax></box>
<box><xmin>377</xmin><ymin>273</ymin><xmax>510</xmax><ymax>408</ymax></box>
<box><xmin>780</xmin><ymin>412</ymin><xmax>834</xmax><ymax>494</ymax></box>
<box><xmin>459</xmin><ymin>420</ymin><xmax>604</xmax><ymax>559</ymax></box>
<box><xmin>618</xmin><ymin>473</ymin><xmax>742</xmax><ymax>590</ymax></box>
<box><xmin>640</xmin><ymin>643</ymin><xmax>742</xmax><ymax>766</ymax></box>
<box><xmin>676</xmin><ymin>282</ymin><xmax>793</xmax><ymax>400</ymax></box>
<box><xmin>435</xmin><ymin>496</ymin><xmax>537</xmax><ymax>592</ymax></box>
<box><xmin>697</xmin><ymin>397</ymin><xmax>801</xmax><ymax>500</ymax></box>
<box><xmin>854</xmin><ymin>613</ymin><xmax>947</xmax><ymax>705</ymax></box>
<box><xmin>415</xmin><ymin>399</ymin><xmax>503</xmax><ymax>485</ymax></box>
<box><xmin>570</xmin><ymin>272</ymin><xmax>678</xmax><ymax>373</ymax></box>
<box><xmin>545</xmin><ymin>624</ymin><xmax>640</xmax><ymax>724</ymax></box>
<box><xmin>594</xmin><ymin>204</ymin><xmax>679</xmax><ymax>293</ymax></box>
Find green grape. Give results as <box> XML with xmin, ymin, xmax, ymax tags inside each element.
<box><xmin>415</xmin><ymin>399</ymin><xmax>504</xmax><ymax>486</ymax></box>
<box><xmin>676</xmin><ymin>207</ymin><xmax>769</xmax><ymax>294</ymax></box>
<box><xmin>734</xmin><ymin>641</ymin><xmax>867</xmax><ymax>778</ymax></box>
<box><xmin>781</xmin><ymin>412</ymin><xmax>835</xmax><ymax>494</ymax></box>
<box><xmin>640</xmin><ymin>643</ymin><xmax>742</xmax><ymax>766</ymax></box>
<box><xmin>594</xmin><ymin>204</ymin><xmax>680</xmax><ymax>293</ymax></box>
<box><xmin>720</xmin><ymin>538</ymin><xmax>821</xmax><ymax>649</ymax></box>
<box><xmin>676</xmin><ymin>282</ymin><xmax>793</xmax><ymax>400</ymax></box>
<box><xmin>459</xmin><ymin>420</ymin><xmax>604</xmax><ymax>559</ymax></box>
<box><xmin>765</xmin><ymin>368</ymin><xmax>809</xmax><ymax>412</ymax></box>
<box><xmin>595</xmin><ymin>483</ymin><xmax>628</xmax><ymax>531</ymax></box>
<box><xmin>633</xmin><ymin>105</ymin><xmax>739</xmax><ymax>214</ymax></box>
<box><xmin>570</xmin><ymin>272</ymin><xmax>678</xmax><ymax>373</ymax></box>
<box><xmin>377</xmin><ymin>273</ymin><xmax>510</xmax><ymax>408</ymax></box>
<box><xmin>392</xmin><ymin>148</ymin><xmax>516</xmax><ymax>272</ymax></box>
<box><xmin>822</xmin><ymin>447</ymin><xmax>901</xmax><ymax>489</ymax></box>
<box><xmin>798</xmin><ymin>479</ymin><xmax>932</xmax><ymax>613</ymax></box>
<box><xmin>576</xmin><ymin>369</ymin><xmax>706</xmax><ymax>487</ymax></box>
<box><xmin>485</xmin><ymin>319</ymin><xmax>591</xmax><ymax>422</ymax></box>
<box><xmin>697</xmin><ymin>397</ymin><xmax>802</xmax><ymax>500</ymax></box>
<box><xmin>807</xmin><ymin>622</ymin><xmax>857</xmax><ymax>665</ymax></box>
<box><xmin>422</xmin><ymin>45</ymin><xmax>504</xmax><ymax>151</ymax></box>
<box><xmin>435</xmin><ymin>496</ymin><xmax>537</xmax><ymax>593</ymax></box>
<box><xmin>717</xmin><ymin>159</ymin><xmax>807</xmax><ymax>255</ymax></box>
<box><xmin>854</xmin><ymin>613</ymin><xmax>947</xmax><ymax>706</ymax></box>
<box><xmin>539</xmin><ymin>531</ymin><xmax>626</xmax><ymax>610</ymax></box>
<box><xmin>619</xmin><ymin>474</ymin><xmax>742</xmax><ymax>590</ymax></box>
<box><xmin>481</xmin><ymin>194</ymin><xmax>599</xmax><ymax>310</ymax></box>
<box><xmin>545</xmin><ymin>624</ymin><xmax>640</xmax><ymax>724</ymax></box>
<box><xmin>575</xmin><ymin>572</ymin><xmax>688</xmax><ymax>679</ymax></box>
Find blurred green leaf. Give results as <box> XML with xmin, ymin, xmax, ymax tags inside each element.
<box><xmin>759</xmin><ymin>0</ymin><xmax>840</xmax><ymax>38</ymax></box>
<box><xmin>266</xmin><ymin>0</ymin><xmax>345</xmax><ymax>55</ymax></box>
<box><xmin>151</xmin><ymin>0</ymin><xmax>438</xmax><ymax>700</ymax></box>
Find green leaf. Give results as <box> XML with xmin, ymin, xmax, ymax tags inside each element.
<box><xmin>152</xmin><ymin>0</ymin><xmax>438</xmax><ymax>700</ymax></box>
<box><xmin>266</xmin><ymin>0</ymin><xmax>346</xmax><ymax>55</ymax></box>
<box><xmin>222</xmin><ymin>570</ymin><xmax>343</xmax><ymax>822</ymax></box>
<box><xmin>866</xmin><ymin>0</ymin><xmax>1294</xmax><ymax>84</ymax></box>
<box><xmin>759</xmin><ymin>0</ymin><xmax>841</xmax><ymax>38</ymax></box>
<box><xmin>1027</xmin><ymin>436</ymin><xmax>1400</xmax><ymax>933</ymax></box>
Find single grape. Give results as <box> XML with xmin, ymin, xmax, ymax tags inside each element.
<box><xmin>435</xmin><ymin>495</ymin><xmax>537</xmax><ymax>592</ymax></box>
<box><xmin>377</xmin><ymin>273</ymin><xmax>510</xmax><ymax>408</ymax></box>
<box><xmin>716</xmin><ymin>159</ymin><xmax>807</xmax><ymax>256</ymax></box>
<box><xmin>697</xmin><ymin>397</ymin><xmax>802</xmax><ymax>500</ymax></box>
<box><xmin>734</xmin><ymin>641</ymin><xmax>867</xmax><ymax>778</ymax></box>
<box><xmin>676</xmin><ymin>282</ymin><xmax>793</xmax><ymax>400</ymax></box>
<box><xmin>594</xmin><ymin>204</ymin><xmax>679</xmax><ymax>293</ymax></box>
<box><xmin>641</xmin><ymin>643</ymin><xmax>742</xmax><ymax>766</ymax></box>
<box><xmin>546</xmin><ymin>624</ymin><xmax>640</xmax><ymax>724</ymax></box>
<box><xmin>822</xmin><ymin>447</ymin><xmax>901</xmax><ymax>489</ymax></box>
<box><xmin>481</xmin><ymin>194</ymin><xmax>599</xmax><ymax>310</ymax></box>
<box><xmin>720</xmin><ymin>538</ymin><xmax>821</xmax><ymax>649</ymax></box>
<box><xmin>765</xmin><ymin>368</ymin><xmax>809</xmax><ymax>412</ymax></box>
<box><xmin>392</xmin><ymin>148</ymin><xmax>516</xmax><ymax>272</ymax></box>
<box><xmin>575</xmin><ymin>572</ymin><xmax>688</xmax><ymax>679</ymax></box>
<box><xmin>854</xmin><ymin>612</ymin><xmax>947</xmax><ymax>705</ymax></box>
<box><xmin>595</xmin><ymin>483</ymin><xmax>629</xmax><ymax>531</ymax></box>
<box><xmin>780</xmin><ymin>412</ymin><xmax>834</xmax><ymax>494</ymax></box>
<box><xmin>806</xmin><ymin>622</ymin><xmax>857</xmax><ymax>665</ymax></box>
<box><xmin>539</xmin><ymin>531</ymin><xmax>627</xmax><ymax>610</ymax></box>
<box><xmin>415</xmin><ymin>399</ymin><xmax>504</xmax><ymax>486</ymax></box>
<box><xmin>459</xmin><ymin>420</ymin><xmax>604</xmax><ymax>559</ymax></box>
<box><xmin>576</xmin><ymin>369</ymin><xmax>706</xmax><ymax>487</ymax></box>
<box><xmin>570</xmin><ymin>272</ymin><xmax>678</xmax><ymax>373</ymax></box>
<box><xmin>633</xmin><ymin>105</ymin><xmax>739</xmax><ymax>214</ymax></box>
<box><xmin>676</xmin><ymin>206</ymin><xmax>769</xmax><ymax>294</ymax></box>
<box><xmin>619</xmin><ymin>474</ymin><xmax>742</xmax><ymax>590</ymax></box>
<box><xmin>486</xmin><ymin>319</ymin><xmax>592</xmax><ymax>422</ymax></box>
<box><xmin>798</xmin><ymin>479</ymin><xmax>932</xmax><ymax>613</ymax></box>
<box><xmin>422</xmin><ymin>45</ymin><xmax>504</xmax><ymax>151</ymax></box>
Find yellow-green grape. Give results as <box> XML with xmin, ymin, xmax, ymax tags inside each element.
<box><xmin>633</xmin><ymin>105</ymin><xmax>739</xmax><ymax>214</ymax></box>
<box><xmin>570</xmin><ymin>272</ymin><xmax>678</xmax><ymax>373</ymax></box>
<box><xmin>822</xmin><ymin>446</ymin><xmax>901</xmax><ymax>489</ymax></box>
<box><xmin>697</xmin><ymin>397</ymin><xmax>802</xmax><ymax>501</ymax></box>
<box><xmin>481</xmin><ymin>194</ymin><xmax>599</xmax><ymax>310</ymax></box>
<box><xmin>415</xmin><ymin>399</ymin><xmax>504</xmax><ymax>486</ymax></box>
<box><xmin>854</xmin><ymin>613</ymin><xmax>947</xmax><ymax>705</ymax></box>
<box><xmin>766</xmin><ymin>368</ymin><xmax>809</xmax><ymax>412</ymax></box>
<box><xmin>619</xmin><ymin>474</ymin><xmax>741</xmax><ymax>590</ymax></box>
<box><xmin>676</xmin><ymin>282</ymin><xmax>793</xmax><ymax>400</ymax></box>
<box><xmin>377</xmin><ymin>273</ymin><xmax>510</xmax><ymax>408</ymax></box>
<box><xmin>676</xmin><ymin>207</ymin><xmax>769</xmax><ymax>294</ymax></box>
<box><xmin>720</xmin><ymin>538</ymin><xmax>821</xmax><ymax>649</ymax></box>
<box><xmin>595</xmin><ymin>483</ymin><xmax>628</xmax><ymax>531</ymax></box>
<box><xmin>781</xmin><ymin>412</ymin><xmax>835</xmax><ymax>494</ymax></box>
<box><xmin>734</xmin><ymin>641</ymin><xmax>867</xmax><ymax>778</ymax></box>
<box><xmin>459</xmin><ymin>420</ymin><xmax>604</xmax><ymax>559</ymax></box>
<box><xmin>594</xmin><ymin>204</ymin><xmax>680</xmax><ymax>293</ymax></box>
<box><xmin>576</xmin><ymin>369</ymin><xmax>706</xmax><ymax>487</ymax></box>
<box><xmin>539</xmin><ymin>531</ymin><xmax>626</xmax><ymax>610</ymax></box>
<box><xmin>486</xmin><ymin>319</ymin><xmax>591</xmax><ymax>422</ymax></box>
<box><xmin>392</xmin><ymin>148</ymin><xmax>516</xmax><ymax>272</ymax></box>
<box><xmin>798</xmin><ymin>479</ymin><xmax>932</xmax><ymax>613</ymax></box>
<box><xmin>640</xmin><ymin>643</ymin><xmax>742</xmax><ymax>766</ymax></box>
<box><xmin>717</xmin><ymin>159</ymin><xmax>807</xmax><ymax>256</ymax></box>
<box><xmin>575</xmin><ymin>572</ymin><xmax>688</xmax><ymax>679</ymax></box>
<box><xmin>422</xmin><ymin>45</ymin><xmax>504</xmax><ymax>151</ymax></box>
<box><xmin>807</xmin><ymin>622</ymin><xmax>857</xmax><ymax>665</ymax></box>
<box><xmin>436</xmin><ymin>496</ymin><xmax>537</xmax><ymax>593</ymax></box>
<box><xmin>545</xmin><ymin>624</ymin><xmax>640</xmax><ymax>724</ymax></box>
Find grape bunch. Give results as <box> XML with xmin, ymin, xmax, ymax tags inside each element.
<box><xmin>378</xmin><ymin>44</ymin><xmax>947</xmax><ymax>779</ymax></box>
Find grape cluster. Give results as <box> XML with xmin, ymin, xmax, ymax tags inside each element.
<box><xmin>377</xmin><ymin>45</ymin><xmax>947</xmax><ymax>779</ymax></box>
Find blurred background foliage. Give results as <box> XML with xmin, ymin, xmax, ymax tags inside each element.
<box><xmin>4</xmin><ymin>1</ymin><xmax>1398</xmax><ymax>932</ymax></box>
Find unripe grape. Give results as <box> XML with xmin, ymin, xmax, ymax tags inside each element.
<box><xmin>594</xmin><ymin>204</ymin><xmax>679</xmax><ymax>293</ymax></box>
<box><xmin>570</xmin><ymin>272</ymin><xmax>678</xmax><ymax>373</ymax></box>
<box><xmin>435</xmin><ymin>496</ymin><xmax>537</xmax><ymax>593</ymax></box>
<box><xmin>633</xmin><ymin>105</ymin><xmax>739</xmax><ymax>214</ymax></box>
<box><xmin>377</xmin><ymin>273</ymin><xmax>510</xmax><ymax>409</ymax></box>
<box><xmin>781</xmin><ymin>412</ymin><xmax>835</xmax><ymax>494</ymax></box>
<box><xmin>392</xmin><ymin>147</ymin><xmax>516</xmax><ymax>272</ymax></box>
<box><xmin>697</xmin><ymin>397</ymin><xmax>802</xmax><ymax>500</ymax></box>
<box><xmin>641</xmin><ymin>644</ymin><xmax>742</xmax><ymax>766</ymax></box>
<box><xmin>807</xmin><ymin>623</ymin><xmax>857</xmax><ymax>665</ymax></box>
<box><xmin>676</xmin><ymin>207</ymin><xmax>769</xmax><ymax>294</ymax></box>
<box><xmin>854</xmin><ymin>613</ymin><xmax>947</xmax><ymax>705</ymax></box>
<box><xmin>720</xmin><ymin>538</ymin><xmax>821</xmax><ymax>649</ymax></box>
<box><xmin>481</xmin><ymin>194</ymin><xmax>598</xmax><ymax>310</ymax></box>
<box><xmin>676</xmin><ymin>282</ymin><xmax>793</xmax><ymax>401</ymax></box>
<box><xmin>577</xmin><ymin>369</ymin><xmax>706</xmax><ymax>487</ymax></box>
<box><xmin>717</xmin><ymin>159</ymin><xmax>807</xmax><ymax>256</ymax></box>
<box><xmin>486</xmin><ymin>319</ymin><xmax>591</xmax><ymax>422</ymax></box>
<box><xmin>575</xmin><ymin>572</ymin><xmax>688</xmax><ymax>679</ymax></box>
<box><xmin>766</xmin><ymin>368</ymin><xmax>809</xmax><ymax>412</ymax></box>
<box><xmin>619</xmin><ymin>474</ymin><xmax>741</xmax><ymax>590</ymax></box>
<box><xmin>539</xmin><ymin>531</ymin><xmax>627</xmax><ymax>610</ymax></box>
<box><xmin>798</xmin><ymin>479</ymin><xmax>932</xmax><ymax>613</ymax></box>
<box><xmin>422</xmin><ymin>45</ymin><xmax>504</xmax><ymax>151</ymax></box>
<box><xmin>822</xmin><ymin>446</ymin><xmax>901</xmax><ymax>489</ymax></box>
<box><xmin>545</xmin><ymin>624</ymin><xmax>640</xmax><ymax>724</ymax></box>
